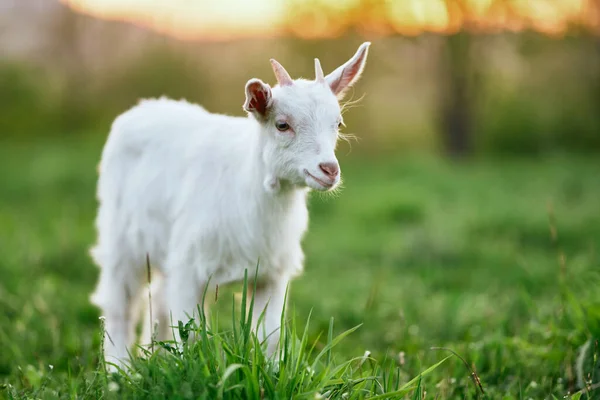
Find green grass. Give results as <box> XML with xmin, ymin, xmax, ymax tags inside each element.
<box><xmin>0</xmin><ymin>137</ymin><xmax>599</xmax><ymax>398</ymax></box>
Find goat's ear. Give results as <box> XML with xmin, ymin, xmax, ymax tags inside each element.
<box><xmin>244</xmin><ymin>78</ymin><xmax>273</xmax><ymax>119</ymax></box>
<box><xmin>325</xmin><ymin>42</ymin><xmax>371</xmax><ymax>100</ymax></box>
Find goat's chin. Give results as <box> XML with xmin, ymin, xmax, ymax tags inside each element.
<box><xmin>304</xmin><ymin>175</ymin><xmax>337</xmax><ymax>192</ymax></box>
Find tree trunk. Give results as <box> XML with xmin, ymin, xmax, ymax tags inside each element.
<box><xmin>439</xmin><ymin>32</ymin><xmax>474</xmax><ymax>158</ymax></box>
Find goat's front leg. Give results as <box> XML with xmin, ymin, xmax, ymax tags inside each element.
<box><xmin>164</xmin><ymin>269</ymin><xmax>206</xmax><ymax>347</ymax></box>
<box><xmin>251</xmin><ymin>277</ymin><xmax>289</xmax><ymax>357</ymax></box>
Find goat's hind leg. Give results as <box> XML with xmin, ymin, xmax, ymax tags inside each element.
<box><xmin>90</xmin><ymin>256</ymin><xmax>143</xmax><ymax>372</ymax></box>
<box><xmin>139</xmin><ymin>272</ymin><xmax>172</xmax><ymax>350</ymax></box>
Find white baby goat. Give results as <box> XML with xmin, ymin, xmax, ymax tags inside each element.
<box><xmin>89</xmin><ymin>42</ymin><xmax>371</xmax><ymax>369</ymax></box>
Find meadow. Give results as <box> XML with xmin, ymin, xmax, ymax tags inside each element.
<box><xmin>1</xmin><ymin>136</ymin><xmax>599</xmax><ymax>399</ymax></box>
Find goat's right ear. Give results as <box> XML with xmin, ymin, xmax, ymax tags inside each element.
<box><xmin>244</xmin><ymin>78</ymin><xmax>273</xmax><ymax>119</ymax></box>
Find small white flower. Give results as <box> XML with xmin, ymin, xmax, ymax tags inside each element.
<box><xmin>108</xmin><ymin>381</ymin><xmax>119</xmax><ymax>392</ymax></box>
<box><xmin>398</xmin><ymin>351</ymin><xmax>405</xmax><ymax>366</ymax></box>
<box><xmin>49</xmin><ymin>365</ymin><xmax>54</xmax><ymax>370</ymax></box>
<box><xmin>133</xmin><ymin>373</ymin><xmax>143</xmax><ymax>381</ymax></box>
<box><xmin>529</xmin><ymin>381</ymin><xmax>538</xmax><ymax>389</ymax></box>
<box><xmin>99</xmin><ymin>316</ymin><xmax>106</xmax><ymax>321</ymax></box>
<box><xmin>359</xmin><ymin>350</ymin><xmax>371</xmax><ymax>366</ymax></box>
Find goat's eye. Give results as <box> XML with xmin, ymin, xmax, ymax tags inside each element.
<box><xmin>337</xmin><ymin>122</ymin><xmax>343</xmax><ymax>129</ymax></box>
<box><xmin>275</xmin><ymin>121</ymin><xmax>290</xmax><ymax>131</ymax></box>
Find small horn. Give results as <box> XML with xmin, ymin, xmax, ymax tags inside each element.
<box><xmin>314</xmin><ymin>58</ymin><xmax>325</xmax><ymax>83</ymax></box>
<box><xmin>270</xmin><ymin>59</ymin><xmax>293</xmax><ymax>87</ymax></box>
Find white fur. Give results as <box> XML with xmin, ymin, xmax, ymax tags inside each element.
<box><xmin>89</xmin><ymin>42</ymin><xmax>370</xmax><ymax>370</ymax></box>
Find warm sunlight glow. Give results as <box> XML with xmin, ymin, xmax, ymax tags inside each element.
<box><xmin>64</xmin><ymin>0</ymin><xmax>288</xmax><ymax>40</ymax></box>
<box><xmin>62</xmin><ymin>0</ymin><xmax>600</xmax><ymax>41</ymax></box>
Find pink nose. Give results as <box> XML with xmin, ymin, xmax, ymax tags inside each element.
<box><xmin>319</xmin><ymin>162</ymin><xmax>339</xmax><ymax>180</ymax></box>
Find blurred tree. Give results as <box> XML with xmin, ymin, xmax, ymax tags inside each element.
<box><xmin>591</xmin><ymin>0</ymin><xmax>600</xmax><ymax>111</ymax></box>
<box><xmin>436</xmin><ymin>0</ymin><xmax>481</xmax><ymax>158</ymax></box>
<box><xmin>47</xmin><ymin>4</ymin><xmax>91</xmax><ymax>132</ymax></box>
<box><xmin>438</xmin><ymin>31</ymin><xmax>475</xmax><ymax>157</ymax></box>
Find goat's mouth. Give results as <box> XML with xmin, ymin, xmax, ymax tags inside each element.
<box><xmin>304</xmin><ymin>169</ymin><xmax>335</xmax><ymax>190</ymax></box>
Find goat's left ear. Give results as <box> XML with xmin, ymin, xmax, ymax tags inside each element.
<box><xmin>325</xmin><ymin>42</ymin><xmax>371</xmax><ymax>100</ymax></box>
<box><xmin>244</xmin><ymin>78</ymin><xmax>273</xmax><ymax>119</ymax></box>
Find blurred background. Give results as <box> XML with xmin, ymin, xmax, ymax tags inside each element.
<box><xmin>2</xmin><ymin>0</ymin><xmax>599</xmax><ymax>155</ymax></box>
<box><xmin>2</xmin><ymin>0</ymin><xmax>600</xmax><ymax>397</ymax></box>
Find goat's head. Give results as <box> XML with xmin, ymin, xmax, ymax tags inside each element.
<box><xmin>243</xmin><ymin>42</ymin><xmax>371</xmax><ymax>192</ymax></box>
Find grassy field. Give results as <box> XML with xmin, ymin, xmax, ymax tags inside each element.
<box><xmin>1</xmin><ymin>137</ymin><xmax>599</xmax><ymax>399</ymax></box>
